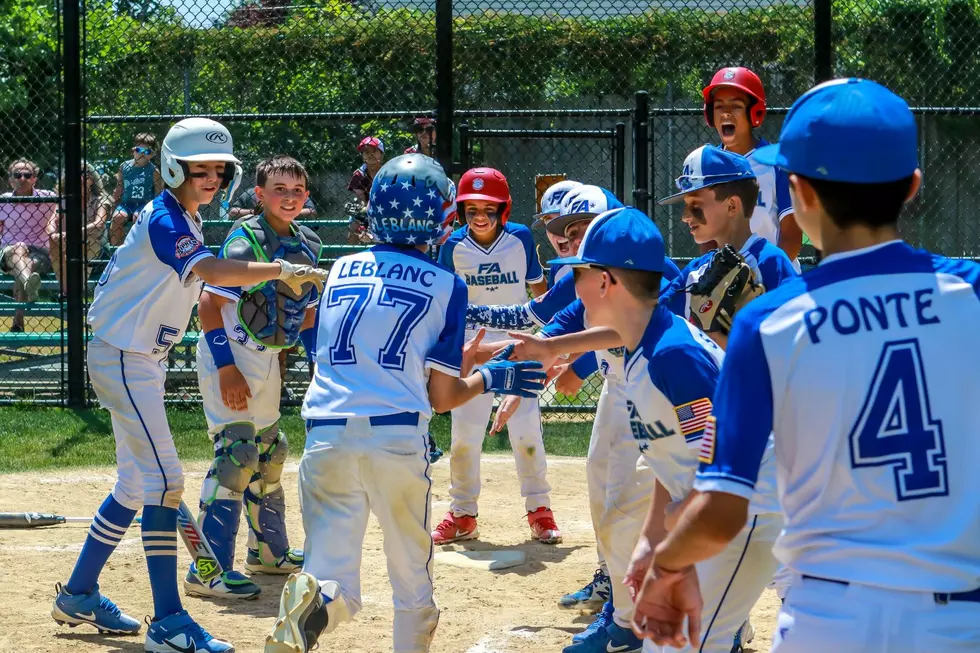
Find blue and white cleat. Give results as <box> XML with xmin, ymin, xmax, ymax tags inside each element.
<box><xmin>563</xmin><ymin>621</ymin><xmax>642</xmax><ymax>653</ymax></box>
<box><xmin>572</xmin><ymin>600</ymin><xmax>613</xmax><ymax>643</ymax></box>
<box><xmin>731</xmin><ymin>619</ymin><xmax>756</xmax><ymax>653</ymax></box>
<box><xmin>52</xmin><ymin>582</ymin><xmax>141</xmax><ymax>635</ymax></box>
<box><xmin>559</xmin><ymin>568</ymin><xmax>611</xmax><ymax>611</ymax></box>
<box><xmin>145</xmin><ymin>610</ymin><xmax>234</xmax><ymax>653</ymax></box>
<box><xmin>184</xmin><ymin>564</ymin><xmax>261</xmax><ymax>600</ymax></box>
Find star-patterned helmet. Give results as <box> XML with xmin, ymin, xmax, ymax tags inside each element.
<box><xmin>367</xmin><ymin>154</ymin><xmax>458</xmax><ymax>246</ymax></box>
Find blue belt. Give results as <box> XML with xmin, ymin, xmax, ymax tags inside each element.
<box><xmin>306</xmin><ymin>411</ymin><xmax>420</xmax><ymax>429</ymax></box>
<box><xmin>802</xmin><ymin>574</ymin><xmax>980</xmax><ymax>604</ymax></box>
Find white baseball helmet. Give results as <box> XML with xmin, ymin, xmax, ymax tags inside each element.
<box><xmin>160</xmin><ymin>118</ymin><xmax>242</xmax><ymax>199</ymax></box>
<box><xmin>532</xmin><ymin>180</ymin><xmax>583</xmax><ymax>227</ymax></box>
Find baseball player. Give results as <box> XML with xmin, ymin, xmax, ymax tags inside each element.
<box><xmin>641</xmin><ymin>79</ymin><xmax>980</xmax><ymax>653</ymax></box>
<box><xmin>50</xmin><ymin>118</ymin><xmax>325</xmax><ymax>653</ymax></box>
<box><xmin>184</xmin><ymin>155</ymin><xmax>321</xmax><ymax>601</ymax></box>
<box><xmin>533</xmin><ymin>179</ymin><xmax>583</xmax><ymax>286</ymax></box>
<box><xmin>263</xmin><ymin>154</ymin><xmax>545</xmax><ymax>653</ymax></box>
<box><xmin>702</xmin><ymin>66</ymin><xmax>802</xmax><ymax>268</ymax></box>
<box><xmin>432</xmin><ymin>167</ymin><xmax>560</xmax><ymax>545</ymax></box>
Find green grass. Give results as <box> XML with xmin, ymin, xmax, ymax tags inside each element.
<box><xmin>0</xmin><ymin>406</ymin><xmax>593</xmax><ymax>473</ymax></box>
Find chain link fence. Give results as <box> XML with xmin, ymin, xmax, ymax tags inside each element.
<box><xmin>3</xmin><ymin>0</ymin><xmax>980</xmax><ymax>412</ymax></box>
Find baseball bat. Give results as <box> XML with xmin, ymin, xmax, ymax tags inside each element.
<box><xmin>0</xmin><ymin>512</ymin><xmax>146</xmax><ymax>527</ymax></box>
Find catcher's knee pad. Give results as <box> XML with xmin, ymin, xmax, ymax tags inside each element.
<box><xmin>210</xmin><ymin>422</ymin><xmax>259</xmax><ymax>497</ymax></box>
<box><xmin>257</xmin><ymin>423</ymin><xmax>287</xmax><ymax>485</ymax></box>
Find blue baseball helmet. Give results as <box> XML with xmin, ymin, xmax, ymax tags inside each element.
<box><xmin>367</xmin><ymin>154</ymin><xmax>457</xmax><ymax>246</ymax></box>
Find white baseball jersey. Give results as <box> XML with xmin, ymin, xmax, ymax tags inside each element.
<box><xmin>661</xmin><ymin>234</ymin><xmax>798</xmax><ymax>320</ymax></box>
<box><xmin>439</xmin><ymin>222</ymin><xmax>543</xmax><ymax>306</ymax></box>
<box><xmin>88</xmin><ymin>190</ymin><xmax>213</xmax><ymax>355</ymax></box>
<box><xmin>303</xmin><ymin>244</ymin><xmax>468</xmax><ymax>422</ymax></box>
<box><xmin>696</xmin><ymin>240</ymin><xmax>980</xmax><ymax>593</ymax></box>
<box><xmin>744</xmin><ymin>138</ymin><xmax>794</xmax><ymax>247</ymax></box>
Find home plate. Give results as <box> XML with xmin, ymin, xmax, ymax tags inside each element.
<box><xmin>435</xmin><ymin>549</ymin><xmax>527</xmax><ymax>571</ymax></box>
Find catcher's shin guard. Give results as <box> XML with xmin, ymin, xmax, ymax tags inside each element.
<box><xmin>245</xmin><ymin>424</ymin><xmax>301</xmax><ymax>567</ymax></box>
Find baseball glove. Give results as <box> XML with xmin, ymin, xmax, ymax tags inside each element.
<box><xmin>687</xmin><ymin>244</ymin><xmax>764</xmax><ymax>334</ymax></box>
<box><xmin>344</xmin><ymin>199</ymin><xmax>374</xmax><ymax>245</ymax></box>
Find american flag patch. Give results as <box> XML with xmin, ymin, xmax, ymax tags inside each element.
<box><xmin>675</xmin><ymin>398</ymin><xmax>712</xmax><ymax>437</ymax></box>
<box><xmin>699</xmin><ymin>416</ymin><xmax>716</xmax><ymax>464</ymax></box>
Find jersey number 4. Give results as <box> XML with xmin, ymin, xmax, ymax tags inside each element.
<box><xmin>326</xmin><ymin>283</ymin><xmax>432</xmax><ymax>371</ymax></box>
<box><xmin>849</xmin><ymin>339</ymin><xmax>948</xmax><ymax>501</ymax></box>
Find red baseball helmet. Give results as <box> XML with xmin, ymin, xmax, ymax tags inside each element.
<box><xmin>702</xmin><ymin>67</ymin><xmax>767</xmax><ymax>128</ymax></box>
<box><xmin>456</xmin><ymin>167</ymin><xmax>512</xmax><ymax>224</ymax></box>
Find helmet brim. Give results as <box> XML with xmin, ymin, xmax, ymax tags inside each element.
<box><xmin>457</xmin><ymin>192</ymin><xmax>508</xmax><ymax>204</ymax></box>
<box><xmin>545</xmin><ymin>212</ymin><xmax>595</xmax><ymax>236</ymax></box>
<box><xmin>176</xmin><ymin>152</ymin><xmax>242</xmax><ymax>164</ymax></box>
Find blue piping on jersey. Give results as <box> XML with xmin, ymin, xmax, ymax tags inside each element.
<box><xmin>120</xmin><ymin>350</ymin><xmax>169</xmax><ymax>506</ymax></box>
<box><xmin>421</xmin><ymin>432</ymin><xmax>435</xmax><ymax>594</ymax></box>
<box><xmin>698</xmin><ymin>514</ymin><xmax>758</xmax><ymax>653</ymax></box>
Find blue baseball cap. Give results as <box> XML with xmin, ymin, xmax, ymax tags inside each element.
<box><xmin>658</xmin><ymin>145</ymin><xmax>756</xmax><ymax>205</ymax></box>
<box><xmin>545</xmin><ymin>185</ymin><xmax>624</xmax><ymax>236</ymax></box>
<box><xmin>548</xmin><ymin>207</ymin><xmax>666</xmax><ymax>273</ymax></box>
<box><xmin>754</xmin><ymin>78</ymin><xmax>918</xmax><ymax>183</ymax></box>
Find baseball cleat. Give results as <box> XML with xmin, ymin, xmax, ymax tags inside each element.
<box><xmin>265</xmin><ymin>574</ymin><xmax>345</xmax><ymax>653</ymax></box>
<box><xmin>528</xmin><ymin>507</ymin><xmax>562</xmax><ymax>544</ymax></box>
<box><xmin>558</xmin><ymin>568</ymin><xmax>611</xmax><ymax>610</ymax></box>
<box><xmin>145</xmin><ymin>610</ymin><xmax>234</xmax><ymax>653</ymax></box>
<box><xmin>183</xmin><ymin>565</ymin><xmax>262</xmax><ymax>600</ymax></box>
<box><xmin>51</xmin><ymin>582</ymin><xmax>141</xmax><ymax>635</ymax></box>
<box><xmin>246</xmin><ymin>547</ymin><xmax>304</xmax><ymax>575</ymax></box>
<box><xmin>428</xmin><ymin>434</ymin><xmax>444</xmax><ymax>464</ymax></box>
<box><xmin>563</xmin><ymin>621</ymin><xmax>642</xmax><ymax>653</ymax></box>
<box><xmin>731</xmin><ymin>618</ymin><xmax>756</xmax><ymax>653</ymax></box>
<box><xmin>431</xmin><ymin>512</ymin><xmax>479</xmax><ymax>545</ymax></box>
<box><xmin>572</xmin><ymin>601</ymin><xmax>613</xmax><ymax>643</ymax></box>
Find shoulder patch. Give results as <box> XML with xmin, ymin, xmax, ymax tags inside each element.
<box><xmin>175</xmin><ymin>235</ymin><xmax>202</xmax><ymax>259</ymax></box>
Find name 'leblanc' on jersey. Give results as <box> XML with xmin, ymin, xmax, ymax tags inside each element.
<box><xmin>334</xmin><ymin>258</ymin><xmax>439</xmax><ymax>288</ymax></box>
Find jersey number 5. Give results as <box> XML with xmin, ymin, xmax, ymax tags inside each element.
<box><xmin>849</xmin><ymin>339</ymin><xmax>948</xmax><ymax>501</ymax></box>
<box><xmin>326</xmin><ymin>283</ymin><xmax>432</xmax><ymax>371</ymax></box>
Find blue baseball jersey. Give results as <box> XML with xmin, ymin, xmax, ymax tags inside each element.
<box><xmin>89</xmin><ymin>190</ymin><xmax>213</xmax><ymax>355</ymax></box>
<box><xmin>661</xmin><ymin>234</ymin><xmax>798</xmax><ymax>319</ymax></box>
<box><xmin>303</xmin><ymin>244</ymin><xmax>468</xmax><ymax>421</ymax></box>
<box><xmin>745</xmin><ymin>138</ymin><xmax>793</xmax><ymax>247</ymax></box>
<box><xmin>439</xmin><ymin>222</ymin><xmax>543</xmax><ymax>307</ymax></box>
<box><xmin>548</xmin><ymin>263</ymin><xmax>571</xmax><ymax>288</ymax></box>
<box><xmin>625</xmin><ymin>305</ymin><xmax>778</xmax><ymax>514</ymax></box>
<box><xmin>695</xmin><ymin>241</ymin><xmax>980</xmax><ymax>592</ymax></box>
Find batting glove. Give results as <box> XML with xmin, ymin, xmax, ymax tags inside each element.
<box><xmin>278</xmin><ymin>260</ymin><xmax>328</xmax><ymax>295</ymax></box>
<box><xmin>477</xmin><ymin>344</ymin><xmax>546</xmax><ymax>398</ymax></box>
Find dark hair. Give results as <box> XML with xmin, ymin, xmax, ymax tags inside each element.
<box><xmin>711</xmin><ymin>178</ymin><xmax>760</xmax><ymax>219</ymax></box>
<box><xmin>800</xmin><ymin>174</ymin><xmax>915</xmax><ymax>229</ymax></box>
<box><xmin>134</xmin><ymin>132</ymin><xmax>157</xmax><ymax>150</ymax></box>
<box><xmin>256</xmin><ymin>155</ymin><xmax>309</xmax><ymax>188</ymax></box>
<box><xmin>610</xmin><ymin>267</ymin><xmax>662</xmax><ymax>302</ymax></box>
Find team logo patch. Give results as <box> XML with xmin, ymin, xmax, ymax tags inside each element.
<box><xmin>205</xmin><ymin>130</ymin><xmax>228</xmax><ymax>143</ymax></box>
<box><xmin>698</xmin><ymin>416</ymin><xmax>716</xmax><ymax>464</ymax></box>
<box><xmin>724</xmin><ymin>69</ymin><xmax>736</xmax><ymax>80</ymax></box>
<box><xmin>472</xmin><ymin>178</ymin><xmax>484</xmax><ymax>190</ymax></box>
<box><xmin>175</xmin><ymin>235</ymin><xmax>201</xmax><ymax>259</ymax></box>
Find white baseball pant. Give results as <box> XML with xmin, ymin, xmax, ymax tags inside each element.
<box><xmin>773</xmin><ymin>575</ymin><xmax>980</xmax><ymax>652</ymax></box>
<box><xmin>197</xmin><ymin>335</ymin><xmax>281</xmax><ymax>434</ymax></box>
<box><xmin>300</xmin><ymin>417</ymin><xmax>438</xmax><ymax>653</ymax></box>
<box><xmin>643</xmin><ymin>512</ymin><xmax>783</xmax><ymax>653</ymax></box>
<box><xmin>588</xmin><ymin>378</ymin><xmax>655</xmax><ymax>627</ymax></box>
<box><xmin>448</xmin><ymin>330</ymin><xmax>550</xmax><ymax>516</ymax></box>
<box><xmin>87</xmin><ymin>337</ymin><xmax>184</xmax><ymax>510</ymax></box>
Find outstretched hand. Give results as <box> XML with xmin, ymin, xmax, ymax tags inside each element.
<box><xmin>477</xmin><ymin>344</ymin><xmax>546</xmax><ymax>398</ymax></box>
<box><xmin>278</xmin><ymin>260</ymin><xmax>328</xmax><ymax>294</ymax></box>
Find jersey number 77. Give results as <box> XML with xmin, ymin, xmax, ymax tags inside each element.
<box><xmin>849</xmin><ymin>338</ymin><xmax>948</xmax><ymax>502</ymax></box>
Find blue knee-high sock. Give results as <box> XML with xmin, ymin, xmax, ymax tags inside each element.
<box><xmin>141</xmin><ymin>505</ymin><xmax>182</xmax><ymax>619</ymax></box>
<box><xmin>65</xmin><ymin>494</ymin><xmax>137</xmax><ymax>595</ymax></box>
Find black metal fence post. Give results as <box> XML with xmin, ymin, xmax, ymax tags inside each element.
<box><xmin>814</xmin><ymin>0</ymin><xmax>833</xmax><ymax>83</ymax></box>
<box><xmin>64</xmin><ymin>0</ymin><xmax>85</xmax><ymax>408</ymax></box>
<box><xmin>632</xmin><ymin>91</ymin><xmax>650</xmax><ymax>217</ymax></box>
<box><xmin>458</xmin><ymin>122</ymin><xmax>471</xmax><ymax>171</ymax></box>
<box><xmin>435</xmin><ymin>0</ymin><xmax>454</xmax><ymax>172</ymax></box>
<box><xmin>614</xmin><ymin>122</ymin><xmax>626</xmax><ymax>203</ymax></box>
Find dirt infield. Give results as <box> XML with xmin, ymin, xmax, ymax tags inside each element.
<box><xmin>0</xmin><ymin>455</ymin><xmax>779</xmax><ymax>652</ymax></box>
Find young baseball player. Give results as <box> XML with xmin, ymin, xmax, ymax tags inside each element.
<box><xmin>110</xmin><ymin>132</ymin><xmax>164</xmax><ymax>246</ymax></box>
<box><xmin>533</xmin><ymin>179</ymin><xmax>583</xmax><ymax>286</ymax></box>
<box><xmin>184</xmin><ymin>155</ymin><xmax>321</xmax><ymax>601</ymax></box>
<box><xmin>432</xmin><ymin>167</ymin><xmax>559</xmax><ymax>545</ymax></box>
<box><xmin>643</xmin><ymin>79</ymin><xmax>980</xmax><ymax>653</ymax></box>
<box><xmin>263</xmin><ymin>154</ymin><xmax>545</xmax><ymax>653</ymax></box>
<box><xmin>51</xmin><ymin>118</ymin><xmax>325</xmax><ymax>653</ymax></box>
<box><xmin>702</xmin><ymin>66</ymin><xmax>802</xmax><ymax>267</ymax></box>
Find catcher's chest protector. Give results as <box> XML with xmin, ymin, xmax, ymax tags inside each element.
<box><xmin>235</xmin><ymin>216</ymin><xmax>322</xmax><ymax>349</ymax></box>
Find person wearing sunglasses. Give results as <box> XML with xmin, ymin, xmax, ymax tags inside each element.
<box><xmin>404</xmin><ymin>117</ymin><xmax>436</xmax><ymax>157</ymax></box>
<box><xmin>109</xmin><ymin>132</ymin><xmax>164</xmax><ymax>245</ymax></box>
<box><xmin>0</xmin><ymin>158</ymin><xmax>57</xmax><ymax>331</ymax></box>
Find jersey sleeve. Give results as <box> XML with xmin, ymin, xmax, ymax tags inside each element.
<box><xmin>758</xmin><ymin>248</ymin><xmax>800</xmax><ymax>291</ymax></box>
<box><xmin>775</xmin><ymin>167</ymin><xmax>794</xmax><ymax>221</ymax></box>
<box><xmin>571</xmin><ymin>352</ymin><xmax>599</xmax><ymax>379</ymax></box>
<box><xmin>528</xmin><ymin>271</ymin><xmax>576</xmax><ymax>326</ymax></box>
<box><xmin>202</xmin><ymin>232</ymin><xmax>253</xmax><ymax>301</ymax></box>
<box><xmin>426</xmin><ymin>275</ymin><xmax>468</xmax><ymax>377</ymax></box>
<box><xmin>147</xmin><ymin>209</ymin><xmax>214</xmax><ymax>284</ymax></box>
<box><xmin>515</xmin><ymin>225</ymin><xmax>544</xmax><ymax>284</ymax></box>
<box><xmin>438</xmin><ymin>233</ymin><xmax>461</xmax><ymax>273</ymax></box>
<box><xmin>659</xmin><ymin>262</ymin><xmax>692</xmax><ymax>318</ymax></box>
<box><xmin>539</xmin><ymin>298</ymin><xmax>586</xmax><ymax>338</ymax></box>
<box><xmin>662</xmin><ymin>256</ymin><xmax>682</xmax><ymax>283</ymax></box>
<box><xmin>648</xmin><ymin>345</ymin><xmax>720</xmax><ymax>446</ymax></box>
<box><xmin>693</xmin><ymin>310</ymin><xmax>774</xmax><ymax>500</ymax></box>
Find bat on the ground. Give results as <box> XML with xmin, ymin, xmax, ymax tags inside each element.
<box><xmin>0</xmin><ymin>500</ymin><xmax>223</xmax><ymax>582</ymax></box>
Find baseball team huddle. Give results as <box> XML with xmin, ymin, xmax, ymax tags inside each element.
<box><xmin>46</xmin><ymin>66</ymin><xmax>979</xmax><ymax>653</ymax></box>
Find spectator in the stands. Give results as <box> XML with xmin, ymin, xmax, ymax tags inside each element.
<box><xmin>50</xmin><ymin>162</ymin><xmax>112</xmax><ymax>297</ymax></box>
<box><xmin>109</xmin><ymin>132</ymin><xmax>163</xmax><ymax>245</ymax></box>
<box><xmin>0</xmin><ymin>159</ymin><xmax>57</xmax><ymax>332</ymax></box>
<box><xmin>405</xmin><ymin>117</ymin><xmax>436</xmax><ymax>157</ymax></box>
<box><xmin>346</xmin><ymin>136</ymin><xmax>385</xmax><ymax>206</ymax></box>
